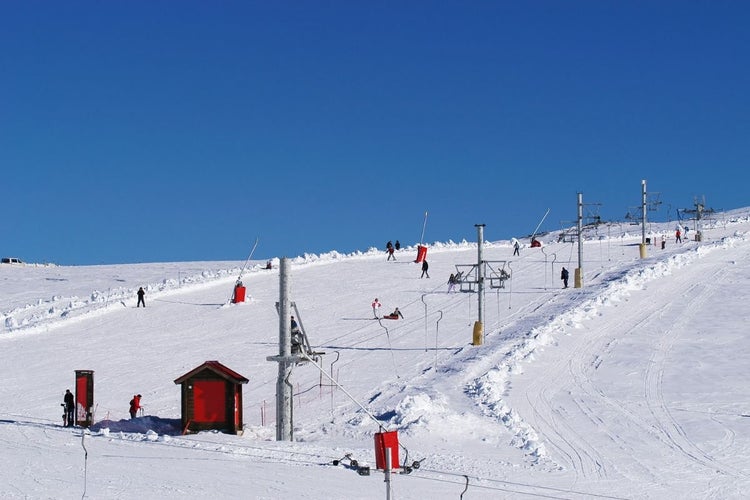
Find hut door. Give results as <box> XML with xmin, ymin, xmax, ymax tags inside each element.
<box><xmin>75</xmin><ymin>370</ymin><xmax>94</xmax><ymax>427</ymax></box>
<box><xmin>193</xmin><ymin>380</ymin><xmax>226</xmax><ymax>422</ymax></box>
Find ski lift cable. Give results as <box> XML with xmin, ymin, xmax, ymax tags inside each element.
<box><xmin>530</xmin><ymin>208</ymin><xmax>551</xmax><ymax>240</ymax></box>
<box><xmin>227</xmin><ymin>237</ymin><xmax>259</xmax><ymax>303</ymax></box>
<box><xmin>460</xmin><ymin>475</ymin><xmax>470</xmax><ymax>499</ymax></box>
<box><xmin>235</xmin><ymin>236</ymin><xmax>260</xmax><ymax>284</ymax></box>
<box><xmin>81</xmin><ymin>430</ymin><xmax>88</xmax><ymax>499</ymax></box>
<box><xmin>298</xmin><ymin>349</ymin><xmax>386</xmax><ymax>432</ymax></box>
<box><xmin>506</xmin><ymin>261</ymin><xmax>513</xmax><ymax>309</ymax></box>
<box><xmin>419</xmin><ymin>210</ymin><xmax>428</xmax><ymax>245</ymax></box>
<box><xmin>410</xmin><ymin>467</ymin><xmax>630</xmax><ymax>499</ymax></box>
<box><xmin>376</xmin><ymin>319</ymin><xmax>400</xmax><ymax>378</ymax></box>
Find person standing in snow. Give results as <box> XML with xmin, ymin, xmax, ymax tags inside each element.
<box><xmin>372</xmin><ymin>298</ymin><xmax>382</xmax><ymax>319</ymax></box>
<box><xmin>675</xmin><ymin>227</ymin><xmax>682</xmax><ymax>243</ymax></box>
<box><xmin>561</xmin><ymin>267</ymin><xmax>569</xmax><ymax>288</ymax></box>
<box><xmin>129</xmin><ymin>394</ymin><xmax>141</xmax><ymax>419</ymax></box>
<box><xmin>387</xmin><ymin>246</ymin><xmax>396</xmax><ymax>261</ymax></box>
<box><xmin>420</xmin><ymin>260</ymin><xmax>430</xmax><ymax>278</ymax></box>
<box><xmin>447</xmin><ymin>273</ymin><xmax>457</xmax><ymax>293</ymax></box>
<box><xmin>63</xmin><ymin>389</ymin><xmax>75</xmax><ymax>427</ymax></box>
<box><xmin>395</xmin><ymin>240</ymin><xmax>401</xmax><ymax>250</ymax></box>
<box><xmin>137</xmin><ymin>287</ymin><xmax>146</xmax><ymax>307</ymax></box>
<box><xmin>513</xmin><ymin>241</ymin><xmax>520</xmax><ymax>256</ymax></box>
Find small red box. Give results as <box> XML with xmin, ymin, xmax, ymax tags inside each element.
<box><xmin>374</xmin><ymin>431</ymin><xmax>400</xmax><ymax>470</ymax></box>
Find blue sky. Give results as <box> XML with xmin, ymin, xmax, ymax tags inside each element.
<box><xmin>2</xmin><ymin>1</ymin><xmax>748</xmax><ymax>265</ymax></box>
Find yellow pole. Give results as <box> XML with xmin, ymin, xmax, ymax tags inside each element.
<box><xmin>472</xmin><ymin>321</ymin><xmax>483</xmax><ymax>346</ymax></box>
<box><xmin>574</xmin><ymin>268</ymin><xmax>583</xmax><ymax>288</ymax></box>
<box><xmin>639</xmin><ymin>243</ymin><xmax>647</xmax><ymax>259</ymax></box>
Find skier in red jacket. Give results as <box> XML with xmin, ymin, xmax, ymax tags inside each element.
<box><xmin>129</xmin><ymin>394</ymin><xmax>142</xmax><ymax>419</ymax></box>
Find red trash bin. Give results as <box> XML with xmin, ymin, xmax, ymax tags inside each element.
<box><xmin>414</xmin><ymin>245</ymin><xmax>428</xmax><ymax>263</ymax></box>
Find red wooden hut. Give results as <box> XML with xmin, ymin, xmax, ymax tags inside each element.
<box><xmin>174</xmin><ymin>361</ymin><xmax>249</xmax><ymax>435</ymax></box>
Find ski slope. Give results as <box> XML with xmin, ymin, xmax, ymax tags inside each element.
<box><xmin>1</xmin><ymin>209</ymin><xmax>749</xmax><ymax>499</ymax></box>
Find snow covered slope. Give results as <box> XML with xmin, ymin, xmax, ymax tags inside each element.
<box><xmin>2</xmin><ymin>209</ymin><xmax>750</xmax><ymax>499</ymax></box>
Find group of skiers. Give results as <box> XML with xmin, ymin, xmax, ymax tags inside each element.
<box><xmin>657</xmin><ymin>226</ymin><xmax>690</xmax><ymax>249</ymax></box>
<box><xmin>61</xmin><ymin>390</ymin><xmax>143</xmax><ymax>426</ymax></box>
<box><xmin>371</xmin><ymin>298</ymin><xmax>404</xmax><ymax>320</ymax></box>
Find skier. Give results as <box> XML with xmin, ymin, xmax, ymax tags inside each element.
<box><xmin>513</xmin><ymin>241</ymin><xmax>520</xmax><ymax>256</ymax></box>
<box><xmin>675</xmin><ymin>228</ymin><xmax>682</xmax><ymax>243</ymax></box>
<box><xmin>384</xmin><ymin>307</ymin><xmax>404</xmax><ymax>319</ymax></box>
<box><xmin>137</xmin><ymin>287</ymin><xmax>146</xmax><ymax>307</ymax></box>
<box><xmin>129</xmin><ymin>394</ymin><xmax>141</xmax><ymax>419</ymax></box>
<box><xmin>447</xmin><ymin>273</ymin><xmax>457</xmax><ymax>293</ymax></box>
<box><xmin>395</xmin><ymin>240</ymin><xmax>401</xmax><ymax>250</ymax></box>
<box><xmin>63</xmin><ymin>389</ymin><xmax>75</xmax><ymax>427</ymax></box>
<box><xmin>371</xmin><ymin>298</ymin><xmax>382</xmax><ymax>319</ymax></box>
<box><xmin>387</xmin><ymin>246</ymin><xmax>396</xmax><ymax>261</ymax></box>
<box><xmin>561</xmin><ymin>267</ymin><xmax>569</xmax><ymax>288</ymax></box>
<box><xmin>291</xmin><ymin>315</ymin><xmax>300</xmax><ymax>334</ymax></box>
<box><xmin>420</xmin><ymin>260</ymin><xmax>430</xmax><ymax>279</ymax></box>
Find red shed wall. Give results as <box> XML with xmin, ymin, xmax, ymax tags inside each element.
<box><xmin>193</xmin><ymin>380</ymin><xmax>226</xmax><ymax>422</ymax></box>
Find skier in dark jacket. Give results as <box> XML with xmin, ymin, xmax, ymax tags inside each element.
<box><xmin>137</xmin><ymin>287</ymin><xmax>146</xmax><ymax>307</ymax></box>
<box><xmin>63</xmin><ymin>389</ymin><xmax>75</xmax><ymax>427</ymax></box>
<box><xmin>421</xmin><ymin>260</ymin><xmax>430</xmax><ymax>279</ymax></box>
<box><xmin>561</xmin><ymin>267</ymin><xmax>569</xmax><ymax>288</ymax></box>
<box><xmin>385</xmin><ymin>307</ymin><xmax>404</xmax><ymax>319</ymax></box>
<box><xmin>447</xmin><ymin>273</ymin><xmax>457</xmax><ymax>293</ymax></box>
<box><xmin>395</xmin><ymin>240</ymin><xmax>401</xmax><ymax>250</ymax></box>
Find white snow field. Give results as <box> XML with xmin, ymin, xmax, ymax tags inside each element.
<box><xmin>1</xmin><ymin>208</ymin><xmax>749</xmax><ymax>499</ymax></box>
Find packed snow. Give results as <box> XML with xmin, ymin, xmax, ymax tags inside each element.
<box><xmin>2</xmin><ymin>209</ymin><xmax>750</xmax><ymax>499</ymax></box>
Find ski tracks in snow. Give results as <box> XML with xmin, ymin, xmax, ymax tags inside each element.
<box><xmin>641</xmin><ymin>268</ymin><xmax>750</xmax><ymax>481</ymax></box>
<box><xmin>467</xmin><ymin>232</ymin><xmax>750</xmax><ymax>491</ymax></box>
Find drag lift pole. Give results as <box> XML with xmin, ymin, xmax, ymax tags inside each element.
<box><xmin>530</xmin><ymin>208</ymin><xmax>550</xmax><ymax>240</ymax></box>
<box><xmin>419</xmin><ymin>211</ymin><xmax>428</xmax><ymax>244</ymax></box>
<box><xmin>236</xmin><ymin>236</ymin><xmax>260</xmax><ymax>284</ymax></box>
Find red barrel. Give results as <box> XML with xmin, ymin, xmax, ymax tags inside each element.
<box><xmin>414</xmin><ymin>245</ymin><xmax>428</xmax><ymax>263</ymax></box>
<box><xmin>232</xmin><ymin>285</ymin><xmax>246</xmax><ymax>303</ymax></box>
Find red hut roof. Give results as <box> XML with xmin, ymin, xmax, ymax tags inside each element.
<box><xmin>173</xmin><ymin>360</ymin><xmax>249</xmax><ymax>385</ymax></box>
